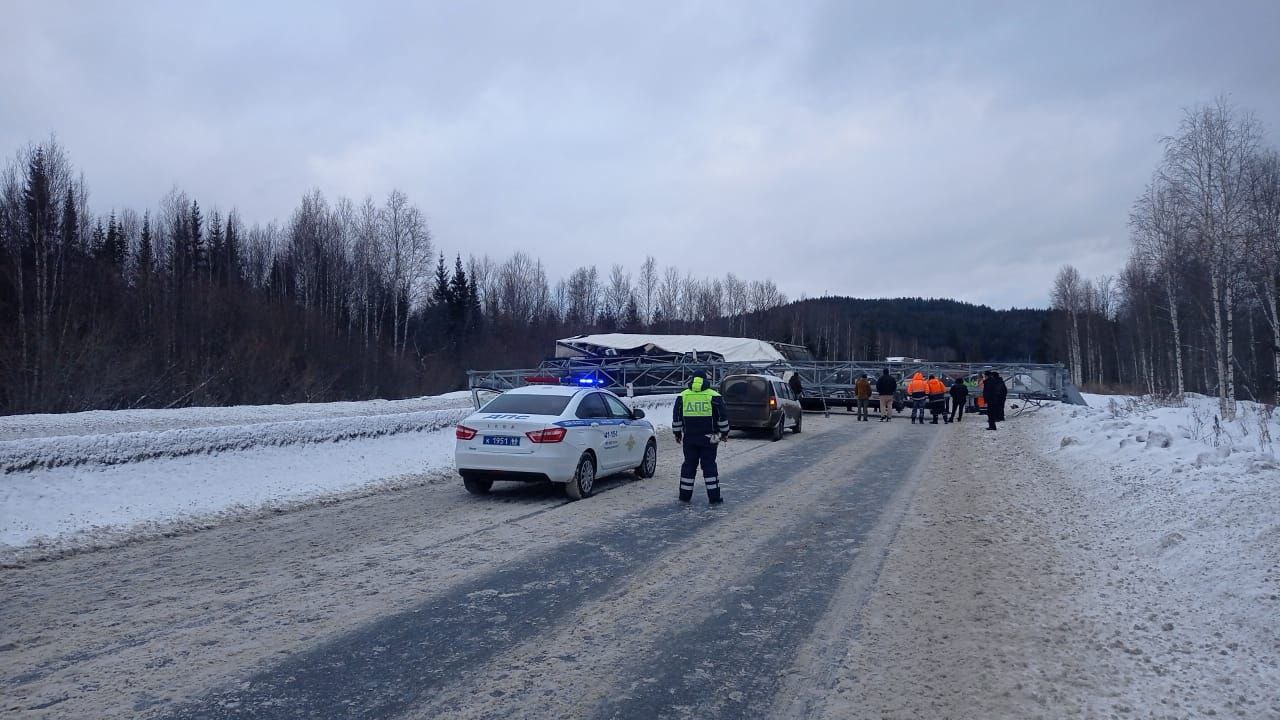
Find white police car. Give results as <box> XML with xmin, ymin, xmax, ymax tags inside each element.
<box><xmin>455</xmin><ymin>385</ymin><xmax>658</xmax><ymax>500</ymax></box>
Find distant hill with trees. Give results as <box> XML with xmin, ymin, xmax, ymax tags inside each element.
<box><xmin>721</xmin><ymin>296</ymin><xmax>1052</xmax><ymax>364</ymax></box>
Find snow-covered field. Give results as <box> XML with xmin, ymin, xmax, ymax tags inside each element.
<box><xmin>0</xmin><ymin>391</ymin><xmax>678</xmax><ymax>562</ymax></box>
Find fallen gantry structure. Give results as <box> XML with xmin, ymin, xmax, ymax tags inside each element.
<box><xmin>467</xmin><ymin>356</ymin><xmax>1085</xmax><ymax>406</ymax></box>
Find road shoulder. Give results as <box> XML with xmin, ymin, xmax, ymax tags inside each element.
<box><xmin>825</xmin><ymin>416</ymin><xmax>1101</xmax><ymax>718</ymax></box>
<box><xmin>824</xmin><ymin>411</ymin><xmax>1280</xmax><ymax>719</ymax></box>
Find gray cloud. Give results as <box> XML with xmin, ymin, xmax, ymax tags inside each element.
<box><xmin>3</xmin><ymin>0</ymin><xmax>1278</xmax><ymax>308</ymax></box>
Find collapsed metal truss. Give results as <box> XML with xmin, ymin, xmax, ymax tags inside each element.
<box><xmin>467</xmin><ymin>356</ymin><xmax>1082</xmax><ymax>404</ymax></box>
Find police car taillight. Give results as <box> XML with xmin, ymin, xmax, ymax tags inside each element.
<box><xmin>456</xmin><ymin>424</ymin><xmax>478</xmax><ymax>440</ymax></box>
<box><xmin>526</xmin><ymin>427</ymin><xmax>567</xmax><ymax>443</ymax></box>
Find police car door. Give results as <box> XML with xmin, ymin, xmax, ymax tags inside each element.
<box><xmin>575</xmin><ymin>392</ymin><xmax>619</xmax><ymax>470</ymax></box>
<box><xmin>603</xmin><ymin>393</ymin><xmax>643</xmax><ymax>468</ymax></box>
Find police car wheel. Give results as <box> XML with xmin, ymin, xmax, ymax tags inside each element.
<box><xmin>793</xmin><ymin>413</ymin><xmax>803</xmax><ymax>434</ymax></box>
<box><xmin>462</xmin><ymin>475</ymin><xmax>492</xmax><ymax>496</ymax></box>
<box><xmin>635</xmin><ymin>441</ymin><xmax>657</xmax><ymax>479</ymax></box>
<box><xmin>771</xmin><ymin>415</ymin><xmax>785</xmax><ymax>442</ymax></box>
<box><xmin>565</xmin><ymin>453</ymin><xmax>595</xmax><ymax>500</ymax></box>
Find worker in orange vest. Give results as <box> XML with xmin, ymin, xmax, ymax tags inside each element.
<box><xmin>907</xmin><ymin>371</ymin><xmax>928</xmax><ymax>424</ymax></box>
<box><xmin>926</xmin><ymin>374</ymin><xmax>949</xmax><ymax>424</ymax></box>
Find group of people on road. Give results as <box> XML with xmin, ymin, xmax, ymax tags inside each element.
<box><xmin>849</xmin><ymin>368</ymin><xmax>1008</xmax><ymax>430</ymax></box>
<box><xmin>671</xmin><ymin>367</ymin><xmax>1011</xmax><ymax>505</ymax></box>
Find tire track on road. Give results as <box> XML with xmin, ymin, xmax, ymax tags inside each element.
<box><xmin>403</xmin><ymin>425</ymin><xmax>908</xmax><ymax>719</ymax></box>
<box><xmin>592</xmin><ymin>425</ymin><xmax>933</xmax><ymax>720</ymax></box>
<box><xmin>162</xmin><ymin>423</ymin><xmax>863</xmax><ymax>719</ymax></box>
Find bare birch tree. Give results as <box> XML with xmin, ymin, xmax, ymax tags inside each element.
<box><xmin>1051</xmin><ymin>265</ymin><xmax>1085</xmax><ymax>385</ymax></box>
<box><xmin>1245</xmin><ymin>149</ymin><xmax>1280</xmax><ymax>401</ymax></box>
<box><xmin>1161</xmin><ymin>99</ymin><xmax>1259</xmax><ymax>418</ymax></box>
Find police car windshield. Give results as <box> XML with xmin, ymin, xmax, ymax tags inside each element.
<box><xmin>720</xmin><ymin>376</ymin><xmax>770</xmax><ymax>402</ymax></box>
<box><xmin>480</xmin><ymin>393</ymin><xmax>573</xmax><ymax>415</ymax></box>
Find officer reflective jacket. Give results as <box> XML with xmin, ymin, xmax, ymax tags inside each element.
<box><xmin>672</xmin><ymin>377</ymin><xmax>730</xmax><ymax>437</ymax></box>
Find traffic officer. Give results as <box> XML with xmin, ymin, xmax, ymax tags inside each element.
<box><xmin>672</xmin><ymin>370</ymin><xmax>730</xmax><ymax>504</ymax></box>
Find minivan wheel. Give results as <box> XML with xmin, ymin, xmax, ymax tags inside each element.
<box><xmin>462</xmin><ymin>475</ymin><xmax>493</xmax><ymax>495</ymax></box>
<box><xmin>793</xmin><ymin>412</ymin><xmax>803</xmax><ymax>434</ymax></box>
<box><xmin>771</xmin><ymin>415</ymin><xmax>785</xmax><ymax>441</ymax></box>
<box><xmin>635</xmin><ymin>440</ymin><xmax>657</xmax><ymax>478</ymax></box>
<box><xmin>565</xmin><ymin>453</ymin><xmax>596</xmax><ymax>500</ymax></box>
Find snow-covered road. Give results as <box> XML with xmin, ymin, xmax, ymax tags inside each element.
<box><xmin>2</xmin><ymin>394</ymin><xmax>1276</xmax><ymax>718</ymax></box>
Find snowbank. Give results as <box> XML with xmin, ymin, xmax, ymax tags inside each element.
<box><xmin>1</xmin><ymin>391</ymin><xmax>679</xmax><ymax>560</ymax></box>
<box><xmin>1028</xmin><ymin>392</ymin><xmax>1280</xmax><ymax>713</ymax></box>
<box><xmin>1061</xmin><ymin>392</ymin><xmax>1279</xmax><ymax>478</ymax></box>
<box><xmin>0</xmin><ymin>392</ymin><xmax>475</xmax><ymax>441</ymax></box>
<box><xmin>0</xmin><ymin>407</ymin><xmax>472</xmax><ymax>473</ymax></box>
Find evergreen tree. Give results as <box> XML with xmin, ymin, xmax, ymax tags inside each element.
<box><xmin>223</xmin><ymin>210</ymin><xmax>241</xmax><ymax>285</ymax></box>
<box><xmin>431</xmin><ymin>252</ymin><xmax>451</xmax><ymax>307</ymax></box>
<box><xmin>449</xmin><ymin>255</ymin><xmax>469</xmax><ymax>328</ymax></box>
<box><xmin>58</xmin><ymin>184</ymin><xmax>77</xmax><ymax>253</ymax></box>
<box><xmin>90</xmin><ymin>219</ymin><xmax>106</xmax><ymax>261</ymax></box>
<box><xmin>189</xmin><ymin>200</ymin><xmax>205</xmax><ymax>277</ymax></box>
<box><xmin>136</xmin><ymin>211</ymin><xmax>154</xmax><ymax>278</ymax></box>
<box><xmin>465</xmin><ymin>275</ymin><xmax>483</xmax><ymax>333</ymax></box>
<box><xmin>206</xmin><ymin>210</ymin><xmax>224</xmax><ymax>283</ymax></box>
<box><xmin>102</xmin><ymin>212</ymin><xmax>126</xmax><ymax>269</ymax></box>
<box><xmin>623</xmin><ymin>296</ymin><xmax>642</xmax><ymax>331</ymax></box>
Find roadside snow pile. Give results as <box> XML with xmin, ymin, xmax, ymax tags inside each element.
<box><xmin>1030</xmin><ymin>392</ymin><xmax>1280</xmax><ymax>714</ymax></box>
<box><xmin>629</xmin><ymin>394</ymin><xmax>677</xmax><ymax>430</ymax></box>
<box><xmin>0</xmin><ymin>390</ymin><xmax>680</xmax><ymax>560</ymax></box>
<box><xmin>1</xmin><ymin>429</ymin><xmax>461</xmax><ymax>561</ymax></box>
<box><xmin>0</xmin><ymin>391</ymin><xmax>475</xmax><ymax>441</ymax></box>
<box><xmin>1054</xmin><ymin>392</ymin><xmax>1279</xmax><ymax>479</ymax></box>
<box><xmin>0</xmin><ymin>407</ymin><xmax>473</xmax><ymax>473</ymax></box>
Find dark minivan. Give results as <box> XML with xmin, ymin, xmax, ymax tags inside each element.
<box><xmin>719</xmin><ymin>373</ymin><xmax>804</xmax><ymax>441</ymax></box>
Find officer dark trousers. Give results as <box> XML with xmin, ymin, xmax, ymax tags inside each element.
<box><xmin>679</xmin><ymin>434</ymin><xmax>721</xmax><ymax>503</ymax></box>
<box><xmin>950</xmin><ymin>399</ymin><xmax>965</xmax><ymax>422</ymax></box>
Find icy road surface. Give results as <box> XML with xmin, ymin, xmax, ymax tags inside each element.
<box><xmin>3</xmin><ymin>407</ymin><xmax>1276</xmax><ymax>719</ymax></box>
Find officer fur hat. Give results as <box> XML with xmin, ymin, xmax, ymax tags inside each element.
<box><xmin>690</xmin><ymin>370</ymin><xmax>708</xmax><ymax>390</ymax></box>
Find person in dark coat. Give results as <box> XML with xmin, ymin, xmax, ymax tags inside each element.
<box><xmin>949</xmin><ymin>377</ymin><xmax>969</xmax><ymax>422</ymax></box>
<box><xmin>983</xmin><ymin>370</ymin><xmax>1008</xmax><ymax>430</ymax></box>
<box><xmin>875</xmin><ymin>369</ymin><xmax>897</xmax><ymax>422</ymax></box>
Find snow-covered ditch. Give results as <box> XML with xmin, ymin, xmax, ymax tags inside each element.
<box><xmin>0</xmin><ymin>392</ymin><xmax>677</xmax><ymax>561</ymax></box>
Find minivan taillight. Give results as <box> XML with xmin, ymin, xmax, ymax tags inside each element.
<box><xmin>526</xmin><ymin>427</ymin><xmax>567</xmax><ymax>443</ymax></box>
<box><xmin>769</xmin><ymin>396</ymin><xmax>777</xmax><ymax>408</ymax></box>
<box><xmin>456</xmin><ymin>424</ymin><xmax>477</xmax><ymax>440</ymax></box>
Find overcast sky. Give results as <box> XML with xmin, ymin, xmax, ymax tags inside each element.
<box><xmin>3</xmin><ymin>1</ymin><xmax>1278</xmax><ymax>309</ymax></box>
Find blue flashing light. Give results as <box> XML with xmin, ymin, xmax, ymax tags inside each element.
<box><xmin>576</xmin><ymin>376</ymin><xmax>601</xmax><ymax>386</ymax></box>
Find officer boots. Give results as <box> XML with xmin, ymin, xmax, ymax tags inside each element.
<box><xmin>678</xmin><ymin>478</ymin><xmax>694</xmax><ymax>502</ymax></box>
<box><xmin>707</xmin><ymin>487</ymin><xmax>723</xmax><ymax>504</ymax></box>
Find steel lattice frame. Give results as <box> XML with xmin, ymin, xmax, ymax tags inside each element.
<box><xmin>467</xmin><ymin>357</ymin><xmax>1076</xmax><ymax>403</ymax></box>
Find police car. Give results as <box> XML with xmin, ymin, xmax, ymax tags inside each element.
<box><xmin>455</xmin><ymin>385</ymin><xmax>658</xmax><ymax>500</ymax></box>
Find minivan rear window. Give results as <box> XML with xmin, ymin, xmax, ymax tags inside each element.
<box><xmin>480</xmin><ymin>393</ymin><xmax>573</xmax><ymax>416</ymax></box>
<box><xmin>720</xmin><ymin>377</ymin><xmax>770</xmax><ymax>403</ymax></box>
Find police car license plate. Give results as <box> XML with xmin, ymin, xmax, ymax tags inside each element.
<box><xmin>483</xmin><ymin>435</ymin><xmax>521</xmax><ymax>446</ymax></box>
